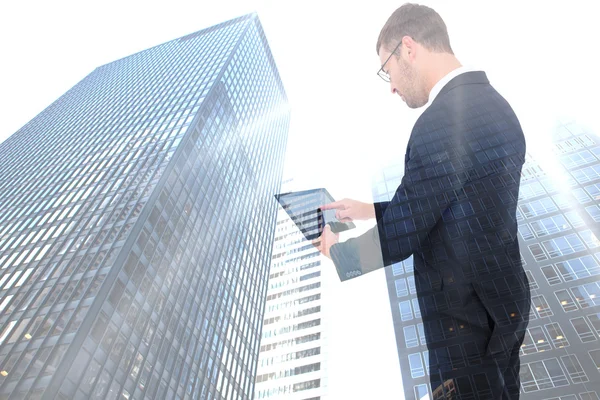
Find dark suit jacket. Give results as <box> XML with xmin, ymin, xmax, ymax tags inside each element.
<box><xmin>330</xmin><ymin>71</ymin><xmax>531</xmax><ymax>387</ymax></box>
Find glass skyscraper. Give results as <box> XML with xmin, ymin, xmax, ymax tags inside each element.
<box><xmin>375</xmin><ymin>120</ymin><xmax>600</xmax><ymax>399</ymax></box>
<box><xmin>0</xmin><ymin>13</ymin><xmax>289</xmax><ymax>400</ymax></box>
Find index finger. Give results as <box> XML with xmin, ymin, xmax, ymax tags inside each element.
<box><xmin>319</xmin><ymin>201</ymin><xmax>343</xmax><ymax>210</ymax></box>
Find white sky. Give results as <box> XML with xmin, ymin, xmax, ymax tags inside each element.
<box><xmin>1</xmin><ymin>1</ymin><xmax>599</xmax><ymax>399</ymax></box>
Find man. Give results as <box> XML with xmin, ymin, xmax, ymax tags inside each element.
<box><xmin>313</xmin><ymin>3</ymin><xmax>530</xmax><ymax>399</ymax></box>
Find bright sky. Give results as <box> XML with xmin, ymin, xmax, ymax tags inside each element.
<box><xmin>1</xmin><ymin>1</ymin><xmax>599</xmax><ymax>399</ymax></box>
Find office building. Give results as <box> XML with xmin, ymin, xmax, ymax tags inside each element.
<box><xmin>0</xmin><ymin>14</ymin><xmax>289</xmax><ymax>399</ymax></box>
<box><xmin>254</xmin><ymin>179</ymin><xmax>328</xmax><ymax>400</ymax></box>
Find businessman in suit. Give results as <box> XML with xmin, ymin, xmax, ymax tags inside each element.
<box><xmin>314</xmin><ymin>4</ymin><xmax>530</xmax><ymax>399</ymax></box>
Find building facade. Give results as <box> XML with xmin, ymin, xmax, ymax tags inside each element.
<box><xmin>374</xmin><ymin>120</ymin><xmax>600</xmax><ymax>399</ymax></box>
<box><xmin>0</xmin><ymin>14</ymin><xmax>289</xmax><ymax>399</ymax></box>
<box><xmin>254</xmin><ymin>179</ymin><xmax>328</xmax><ymax>400</ymax></box>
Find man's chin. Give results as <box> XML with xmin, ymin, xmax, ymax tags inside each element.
<box><xmin>405</xmin><ymin>98</ymin><xmax>427</xmax><ymax>109</ymax></box>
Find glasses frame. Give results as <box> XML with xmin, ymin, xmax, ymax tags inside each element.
<box><xmin>377</xmin><ymin>40</ymin><xmax>402</xmax><ymax>82</ymax></box>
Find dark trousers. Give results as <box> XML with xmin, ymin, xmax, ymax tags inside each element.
<box><xmin>418</xmin><ymin>275</ymin><xmax>530</xmax><ymax>400</ymax></box>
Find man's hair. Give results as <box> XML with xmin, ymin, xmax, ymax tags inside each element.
<box><xmin>376</xmin><ymin>3</ymin><xmax>453</xmax><ymax>55</ymax></box>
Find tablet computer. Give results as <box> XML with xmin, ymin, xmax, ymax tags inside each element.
<box><xmin>275</xmin><ymin>188</ymin><xmax>356</xmax><ymax>241</ymax></box>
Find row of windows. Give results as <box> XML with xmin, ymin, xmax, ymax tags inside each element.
<box><xmin>255</xmin><ymin>362</ymin><xmax>320</xmax><ymax>383</ymax></box>
<box><xmin>259</xmin><ymin>333</ymin><xmax>321</xmax><ymax>353</ymax></box>
<box><xmin>255</xmin><ymin>378</ymin><xmax>320</xmax><ymax>399</ymax></box>
<box><xmin>266</xmin><ymin>293</ymin><xmax>321</xmax><ymax>314</ymax></box>
<box><xmin>570</xmin><ymin>313</ymin><xmax>600</xmax><ymax>343</ymax></box>
<box><xmin>540</xmin><ymin>253</ymin><xmax>600</xmax><ymax>285</ymax></box>
<box><xmin>263</xmin><ymin>306</ymin><xmax>321</xmax><ymax>326</ymax></box>
<box><xmin>265</xmin><ymin>282</ymin><xmax>320</xmax><ymax>301</ymax></box>
<box><xmin>528</xmin><ymin>230</ymin><xmax>598</xmax><ymax>262</ymax></box>
<box><xmin>262</xmin><ymin>319</ymin><xmax>321</xmax><ymax>339</ymax></box>
<box><xmin>258</xmin><ymin>347</ymin><xmax>320</xmax><ymax>369</ymax></box>
<box><xmin>408</xmin><ymin>350</ymin><xmax>591</xmax><ymax>390</ymax></box>
<box><xmin>267</xmin><ymin>271</ymin><xmax>320</xmax><ymax>290</ymax></box>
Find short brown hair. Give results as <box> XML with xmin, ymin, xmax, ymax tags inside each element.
<box><xmin>376</xmin><ymin>3</ymin><xmax>453</xmax><ymax>55</ymax></box>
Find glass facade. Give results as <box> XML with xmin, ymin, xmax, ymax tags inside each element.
<box><xmin>0</xmin><ymin>14</ymin><xmax>289</xmax><ymax>399</ymax></box>
<box><xmin>375</xmin><ymin>120</ymin><xmax>600</xmax><ymax>399</ymax></box>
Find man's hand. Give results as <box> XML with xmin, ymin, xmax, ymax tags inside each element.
<box><xmin>312</xmin><ymin>225</ymin><xmax>339</xmax><ymax>259</ymax></box>
<box><xmin>320</xmin><ymin>198</ymin><xmax>376</xmax><ymax>223</ymax></box>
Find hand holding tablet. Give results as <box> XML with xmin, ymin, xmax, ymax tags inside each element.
<box><xmin>275</xmin><ymin>188</ymin><xmax>356</xmax><ymax>241</ymax></box>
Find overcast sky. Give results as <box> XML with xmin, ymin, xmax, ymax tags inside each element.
<box><xmin>1</xmin><ymin>1</ymin><xmax>599</xmax><ymax>398</ymax></box>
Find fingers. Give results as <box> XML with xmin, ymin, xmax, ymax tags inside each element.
<box><xmin>336</xmin><ymin>209</ymin><xmax>353</xmax><ymax>222</ymax></box>
<box><xmin>338</xmin><ymin>209</ymin><xmax>350</xmax><ymax>221</ymax></box>
<box><xmin>312</xmin><ymin>225</ymin><xmax>331</xmax><ymax>249</ymax></box>
<box><xmin>311</xmin><ymin>238</ymin><xmax>321</xmax><ymax>250</ymax></box>
<box><xmin>319</xmin><ymin>201</ymin><xmax>345</xmax><ymax>210</ymax></box>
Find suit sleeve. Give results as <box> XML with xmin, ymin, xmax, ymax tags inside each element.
<box><xmin>330</xmin><ymin>123</ymin><xmax>472</xmax><ymax>281</ymax></box>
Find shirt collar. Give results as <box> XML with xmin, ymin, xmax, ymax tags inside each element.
<box><xmin>425</xmin><ymin>65</ymin><xmax>480</xmax><ymax>107</ymax></box>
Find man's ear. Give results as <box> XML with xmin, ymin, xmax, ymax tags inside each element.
<box><xmin>402</xmin><ymin>36</ymin><xmax>418</xmax><ymax>61</ymax></box>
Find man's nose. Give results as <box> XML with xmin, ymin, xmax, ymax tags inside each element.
<box><xmin>390</xmin><ymin>85</ymin><xmax>397</xmax><ymax>95</ymax></box>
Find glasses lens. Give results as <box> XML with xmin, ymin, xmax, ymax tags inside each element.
<box><xmin>378</xmin><ymin>69</ymin><xmax>390</xmax><ymax>82</ymax></box>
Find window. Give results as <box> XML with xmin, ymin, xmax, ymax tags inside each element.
<box><xmin>392</xmin><ymin>263</ymin><xmax>403</xmax><ymax>276</ymax></box>
<box><xmin>560</xmin><ymin>354</ymin><xmax>588</xmax><ymax>383</ymax></box>
<box><xmin>556</xmin><ymin>255</ymin><xmax>600</xmax><ymax>281</ymax></box>
<box><xmin>399</xmin><ymin>300</ymin><xmax>413</xmax><ymax>321</ymax></box>
<box><xmin>588</xmin><ymin>313</ymin><xmax>600</xmax><ymax>336</ymax></box>
<box><xmin>542</xmin><ymin>234</ymin><xmax>585</xmax><ymax>258</ymax></box>
<box><xmin>565</xmin><ymin>211</ymin><xmax>585</xmax><ymax>228</ymax></box>
<box><xmin>584</xmin><ymin>183</ymin><xmax>600</xmax><ymax>202</ymax></box>
<box><xmin>525</xmin><ymin>270</ymin><xmax>539</xmax><ymax>290</ymax></box>
<box><xmin>412</xmin><ymin>298</ymin><xmax>421</xmax><ymax>319</ymax></box>
<box><xmin>571</xmin><ymin>317</ymin><xmax>596</xmax><ymax>343</ymax></box>
<box><xmin>530</xmin><ymin>215</ymin><xmax>569</xmax><ymax>237</ymax></box>
<box><xmin>407</xmin><ymin>275</ymin><xmax>416</xmax><ymax>295</ymax></box>
<box><xmin>580</xmin><ymin>392</ymin><xmax>600</xmax><ymax>400</ymax></box>
<box><xmin>417</xmin><ymin>323</ymin><xmax>426</xmax><ymax>346</ymax></box>
<box><xmin>572</xmin><ymin>164</ymin><xmax>600</xmax><ymax>184</ymax></box>
<box><xmin>541</xmin><ymin>265</ymin><xmax>562</xmax><ymax>285</ymax></box>
<box><xmin>529</xmin><ymin>326</ymin><xmax>552</xmax><ymax>353</ymax></box>
<box><xmin>404</xmin><ymin>325</ymin><xmax>419</xmax><ymax>348</ymax></box>
<box><xmin>528</xmin><ymin>243</ymin><xmax>547</xmax><ymax>262</ymax></box>
<box><xmin>544</xmin><ymin>323</ymin><xmax>569</xmax><ymax>348</ymax></box>
<box><xmin>414</xmin><ymin>384</ymin><xmax>429</xmax><ymax>400</ymax></box>
<box><xmin>551</xmin><ymin>193</ymin><xmax>573</xmax><ymax>209</ymax></box>
<box><xmin>519</xmin><ymin>182</ymin><xmax>546</xmax><ymax>200</ymax></box>
<box><xmin>576</xmin><ymin>186</ymin><xmax>594</xmax><ymax>203</ymax></box>
<box><xmin>395</xmin><ymin>278</ymin><xmax>408</xmax><ymax>298</ymax></box>
<box><xmin>555</xmin><ymin>289</ymin><xmax>578</xmax><ymax>312</ymax></box>
<box><xmin>531</xmin><ymin>295</ymin><xmax>553</xmax><ymax>318</ymax></box>
<box><xmin>589</xmin><ymin>349</ymin><xmax>600</xmax><ymax>372</ymax></box>
<box><xmin>292</xmin><ymin>379</ymin><xmax>320</xmax><ymax>392</ymax></box>
<box><xmin>519</xmin><ymin>224</ymin><xmax>535</xmax><ymax>240</ymax></box>
<box><xmin>586</xmin><ymin>205</ymin><xmax>600</xmax><ymax>222</ymax></box>
<box><xmin>408</xmin><ymin>353</ymin><xmax>425</xmax><ymax>378</ymax></box>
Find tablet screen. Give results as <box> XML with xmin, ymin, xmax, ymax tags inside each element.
<box><xmin>275</xmin><ymin>188</ymin><xmax>356</xmax><ymax>241</ymax></box>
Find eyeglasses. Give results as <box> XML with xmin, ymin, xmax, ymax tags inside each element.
<box><xmin>377</xmin><ymin>40</ymin><xmax>402</xmax><ymax>82</ymax></box>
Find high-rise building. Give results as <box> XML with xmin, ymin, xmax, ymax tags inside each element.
<box><xmin>374</xmin><ymin>120</ymin><xmax>600</xmax><ymax>399</ymax></box>
<box><xmin>0</xmin><ymin>14</ymin><xmax>289</xmax><ymax>400</ymax></box>
<box><xmin>254</xmin><ymin>179</ymin><xmax>329</xmax><ymax>400</ymax></box>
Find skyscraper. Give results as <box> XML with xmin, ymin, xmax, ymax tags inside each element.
<box><xmin>375</xmin><ymin>120</ymin><xmax>600</xmax><ymax>399</ymax></box>
<box><xmin>254</xmin><ymin>179</ymin><xmax>329</xmax><ymax>400</ymax></box>
<box><xmin>0</xmin><ymin>13</ymin><xmax>289</xmax><ymax>400</ymax></box>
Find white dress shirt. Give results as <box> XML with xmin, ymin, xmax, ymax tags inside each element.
<box><xmin>425</xmin><ymin>65</ymin><xmax>480</xmax><ymax>108</ymax></box>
